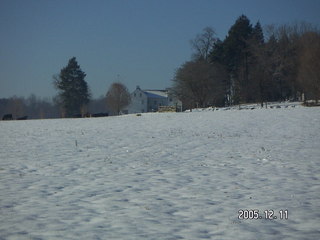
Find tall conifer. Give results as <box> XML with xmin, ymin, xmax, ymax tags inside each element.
<box><xmin>54</xmin><ymin>57</ymin><xmax>90</xmax><ymax>117</ymax></box>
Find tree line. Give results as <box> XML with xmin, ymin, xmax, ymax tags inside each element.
<box><xmin>1</xmin><ymin>57</ymin><xmax>131</xmax><ymax>119</ymax></box>
<box><xmin>172</xmin><ymin>15</ymin><xmax>320</xmax><ymax>109</ymax></box>
<box><xmin>53</xmin><ymin>57</ymin><xmax>130</xmax><ymax>117</ymax></box>
<box><xmin>0</xmin><ymin>94</ymin><xmax>110</xmax><ymax>120</ymax></box>
<box><xmin>2</xmin><ymin>15</ymin><xmax>319</xmax><ymax>119</ymax></box>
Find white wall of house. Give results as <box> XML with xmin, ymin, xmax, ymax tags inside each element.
<box><xmin>126</xmin><ymin>86</ymin><xmax>182</xmax><ymax>114</ymax></box>
<box><xmin>127</xmin><ymin>87</ymin><xmax>148</xmax><ymax>114</ymax></box>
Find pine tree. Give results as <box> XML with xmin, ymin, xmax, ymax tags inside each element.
<box><xmin>54</xmin><ymin>57</ymin><xmax>90</xmax><ymax>117</ymax></box>
<box><xmin>252</xmin><ymin>21</ymin><xmax>264</xmax><ymax>45</ymax></box>
<box><xmin>247</xmin><ymin>21</ymin><xmax>266</xmax><ymax>103</ymax></box>
<box><xmin>223</xmin><ymin>15</ymin><xmax>253</xmax><ymax>104</ymax></box>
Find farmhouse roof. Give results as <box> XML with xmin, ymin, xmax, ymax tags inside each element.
<box><xmin>144</xmin><ymin>90</ymin><xmax>168</xmax><ymax>98</ymax></box>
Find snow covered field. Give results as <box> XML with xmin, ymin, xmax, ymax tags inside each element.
<box><xmin>1</xmin><ymin>104</ymin><xmax>320</xmax><ymax>240</ymax></box>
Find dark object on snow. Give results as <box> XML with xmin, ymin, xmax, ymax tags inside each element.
<box><xmin>91</xmin><ymin>113</ymin><xmax>108</xmax><ymax>117</ymax></box>
<box><xmin>73</xmin><ymin>113</ymin><xmax>82</xmax><ymax>118</ymax></box>
<box><xmin>2</xmin><ymin>114</ymin><xmax>13</xmax><ymax>120</ymax></box>
<box><xmin>304</xmin><ymin>101</ymin><xmax>320</xmax><ymax>107</ymax></box>
<box><xmin>17</xmin><ymin>116</ymin><xmax>28</xmax><ymax>120</ymax></box>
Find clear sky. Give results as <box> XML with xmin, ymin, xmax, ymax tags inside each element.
<box><xmin>1</xmin><ymin>0</ymin><xmax>319</xmax><ymax>99</ymax></box>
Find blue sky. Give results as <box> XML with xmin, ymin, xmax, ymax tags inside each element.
<box><xmin>1</xmin><ymin>0</ymin><xmax>319</xmax><ymax>99</ymax></box>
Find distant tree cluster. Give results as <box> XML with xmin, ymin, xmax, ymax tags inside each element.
<box><xmin>3</xmin><ymin>16</ymin><xmax>319</xmax><ymax>119</ymax></box>
<box><xmin>0</xmin><ymin>95</ymin><xmax>59</xmax><ymax>120</ymax></box>
<box><xmin>53</xmin><ymin>57</ymin><xmax>130</xmax><ymax>117</ymax></box>
<box><xmin>1</xmin><ymin>57</ymin><xmax>131</xmax><ymax>120</ymax></box>
<box><xmin>0</xmin><ymin>94</ymin><xmax>112</xmax><ymax>120</ymax></box>
<box><xmin>172</xmin><ymin>15</ymin><xmax>320</xmax><ymax>109</ymax></box>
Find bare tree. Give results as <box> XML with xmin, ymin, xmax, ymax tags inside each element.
<box><xmin>172</xmin><ymin>60</ymin><xmax>227</xmax><ymax>108</ymax></box>
<box><xmin>263</xmin><ymin>22</ymin><xmax>318</xmax><ymax>101</ymax></box>
<box><xmin>106</xmin><ymin>82</ymin><xmax>131</xmax><ymax>115</ymax></box>
<box><xmin>298</xmin><ymin>31</ymin><xmax>320</xmax><ymax>102</ymax></box>
<box><xmin>8</xmin><ymin>96</ymin><xmax>25</xmax><ymax>119</ymax></box>
<box><xmin>190</xmin><ymin>27</ymin><xmax>218</xmax><ymax>62</ymax></box>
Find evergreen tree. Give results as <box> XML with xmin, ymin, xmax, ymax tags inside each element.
<box><xmin>53</xmin><ymin>57</ymin><xmax>90</xmax><ymax>117</ymax></box>
<box><xmin>210</xmin><ymin>39</ymin><xmax>225</xmax><ymax>64</ymax></box>
<box><xmin>224</xmin><ymin>15</ymin><xmax>253</xmax><ymax>71</ymax></box>
<box><xmin>246</xmin><ymin>21</ymin><xmax>266</xmax><ymax>103</ymax></box>
<box><xmin>222</xmin><ymin>15</ymin><xmax>253</xmax><ymax>104</ymax></box>
<box><xmin>209</xmin><ymin>39</ymin><xmax>232</xmax><ymax>105</ymax></box>
<box><xmin>252</xmin><ymin>21</ymin><xmax>264</xmax><ymax>45</ymax></box>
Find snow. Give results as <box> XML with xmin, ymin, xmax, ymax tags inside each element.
<box><xmin>1</xmin><ymin>104</ymin><xmax>320</xmax><ymax>239</ymax></box>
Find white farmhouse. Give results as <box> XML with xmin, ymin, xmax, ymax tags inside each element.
<box><xmin>126</xmin><ymin>86</ymin><xmax>182</xmax><ymax>114</ymax></box>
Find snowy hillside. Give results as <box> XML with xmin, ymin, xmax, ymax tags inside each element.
<box><xmin>1</xmin><ymin>105</ymin><xmax>320</xmax><ymax>239</ymax></box>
